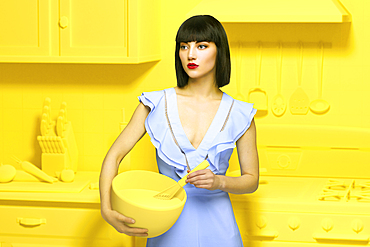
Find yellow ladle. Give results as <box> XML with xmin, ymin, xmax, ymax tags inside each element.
<box><xmin>310</xmin><ymin>42</ymin><xmax>330</xmax><ymax>114</ymax></box>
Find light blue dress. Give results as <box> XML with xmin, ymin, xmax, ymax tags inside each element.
<box><xmin>138</xmin><ymin>88</ymin><xmax>256</xmax><ymax>247</ymax></box>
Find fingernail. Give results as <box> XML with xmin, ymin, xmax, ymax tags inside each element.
<box><xmin>131</xmin><ymin>219</ymin><xmax>135</xmax><ymax>224</ymax></box>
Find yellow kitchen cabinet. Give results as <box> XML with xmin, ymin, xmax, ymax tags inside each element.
<box><xmin>0</xmin><ymin>0</ymin><xmax>160</xmax><ymax>64</ymax></box>
<box><xmin>0</xmin><ymin>205</ymin><xmax>122</xmax><ymax>247</ymax></box>
<box><xmin>0</xmin><ymin>0</ymin><xmax>54</xmax><ymax>57</ymax></box>
<box><xmin>0</xmin><ymin>172</ymin><xmax>143</xmax><ymax>247</ymax></box>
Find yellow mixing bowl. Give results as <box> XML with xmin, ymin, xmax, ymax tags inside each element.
<box><xmin>111</xmin><ymin>170</ymin><xmax>187</xmax><ymax>238</ymax></box>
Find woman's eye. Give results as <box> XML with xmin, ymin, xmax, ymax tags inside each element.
<box><xmin>180</xmin><ymin>45</ymin><xmax>188</xmax><ymax>50</ymax></box>
<box><xmin>198</xmin><ymin>44</ymin><xmax>207</xmax><ymax>49</ymax></box>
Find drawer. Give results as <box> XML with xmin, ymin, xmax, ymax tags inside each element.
<box><xmin>0</xmin><ymin>205</ymin><xmax>121</xmax><ymax>241</ymax></box>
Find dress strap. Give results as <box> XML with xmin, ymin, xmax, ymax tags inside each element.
<box><xmin>163</xmin><ymin>90</ymin><xmax>234</xmax><ymax>170</ymax></box>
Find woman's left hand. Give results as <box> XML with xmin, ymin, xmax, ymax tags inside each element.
<box><xmin>185</xmin><ymin>169</ymin><xmax>222</xmax><ymax>190</ymax></box>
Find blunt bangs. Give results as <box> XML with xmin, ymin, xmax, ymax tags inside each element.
<box><xmin>175</xmin><ymin>15</ymin><xmax>231</xmax><ymax>88</ymax></box>
<box><xmin>176</xmin><ymin>16</ymin><xmax>220</xmax><ymax>44</ymax></box>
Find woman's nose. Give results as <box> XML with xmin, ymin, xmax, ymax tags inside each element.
<box><xmin>188</xmin><ymin>46</ymin><xmax>196</xmax><ymax>60</ymax></box>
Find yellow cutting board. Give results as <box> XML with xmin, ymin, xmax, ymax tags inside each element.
<box><xmin>0</xmin><ymin>174</ymin><xmax>90</xmax><ymax>193</ymax></box>
<box><xmin>0</xmin><ymin>181</ymin><xmax>90</xmax><ymax>193</ymax></box>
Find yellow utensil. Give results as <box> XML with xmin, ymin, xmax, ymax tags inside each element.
<box><xmin>12</xmin><ymin>156</ymin><xmax>57</xmax><ymax>183</ymax></box>
<box><xmin>235</xmin><ymin>42</ymin><xmax>245</xmax><ymax>101</ymax></box>
<box><xmin>154</xmin><ymin>160</ymin><xmax>210</xmax><ymax>200</ymax></box>
<box><xmin>289</xmin><ymin>41</ymin><xmax>310</xmax><ymax>115</ymax></box>
<box><xmin>310</xmin><ymin>41</ymin><xmax>330</xmax><ymax>114</ymax></box>
<box><xmin>272</xmin><ymin>42</ymin><xmax>286</xmax><ymax>117</ymax></box>
<box><xmin>248</xmin><ymin>41</ymin><xmax>268</xmax><ymax>111</ymax></box>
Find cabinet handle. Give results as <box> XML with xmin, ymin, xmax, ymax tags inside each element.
<box><xmin>59</xmin><ymin>16</ymin><xmax>69</xmax><ymax>29</ymax></box>
<box><xmin>17</xmin><ymin>217</ymin><xmax>46</xmax><ymax>227</ymax></box>
<box><xmin>313</xmin><ymin>233</ymin><xmax>369</xmax><ymax>243</ymax></box>
<box><xmin>248</xmin><ymin>230</ymin><xmax>279</xmax><ymax>239</ymax></box>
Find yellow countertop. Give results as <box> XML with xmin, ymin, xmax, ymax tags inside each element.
<box><xmin>0</xmin><ymin>172</ymin><xmax>101</xmax><ymax>204</ymax></box>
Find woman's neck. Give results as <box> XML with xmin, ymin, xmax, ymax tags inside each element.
<box><xmin>177</xmin><ymin>78</ymin><xmax>222</xmax><ymax>100</ymax></box>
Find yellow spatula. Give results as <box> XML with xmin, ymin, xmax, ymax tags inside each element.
<box><xmin>154</xmin><ymin>160</ymin><xmax>210</xmax><ymax>200</ymax></box>
<box><xmin>289</xmin><ymin>41</ymin><xmax>309</xmax><ymax>115</ymax></box>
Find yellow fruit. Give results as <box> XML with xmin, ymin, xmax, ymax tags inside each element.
<box><xmin>0</xmin><ymin>164</ymin><xmax>17</xmax><ymax>183</ymax></box>
<box><xmin>60</xmin><ymin>169</ymin><xmax>75</xmax><ymax>183</ymax></box>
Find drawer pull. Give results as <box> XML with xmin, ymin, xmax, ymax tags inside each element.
<box><xmin>313</xmin><ymin>233</ymin><xmax>369</xmax><ymax>243</ymax></box>
<box><xmin>248</xmin><ymin>230</ymin><xmax>279</xmax><ymax>239</ymax></box>
<box><xmin>17</xmin><ymin>217</ymin><xmax>46</xmax><ymax>227</ymax></box>
<box><xmin>59</xmin><ymin>16</ymin><xmax>69</xmax><ymax>29</ymax></box>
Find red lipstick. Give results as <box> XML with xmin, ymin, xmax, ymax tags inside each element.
<box><xmin>187</xmin><ymin>63</ymin><xmax>199</xmax><ymax>69</ymax></box>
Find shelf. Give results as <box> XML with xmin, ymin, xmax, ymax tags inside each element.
<box><xmin>187</xmin><ymin>0</ymin><xmax>351</xmax><ymax>23</ymax></box>
<box><xmin>0</xmin><ymin>55</ymin><xmax>161</xmax><ymax>64</ymax></box>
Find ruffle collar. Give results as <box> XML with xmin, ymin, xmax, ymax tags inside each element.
<box><xmin>165</xmin><ymin>88</ymin><xmax>234</xmax><ymax>171</ymax></box>
<box><xmin>139</xmin><ymin>88</ymin><xmax>255</xmax><ymax>178</ymax></box>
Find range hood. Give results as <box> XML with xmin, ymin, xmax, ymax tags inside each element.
<box><xmin>186</xmin><ymin>0</ymin><xmax>351</xmax><ymax>23</ymax></box>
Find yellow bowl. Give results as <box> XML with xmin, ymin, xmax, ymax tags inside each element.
<box><xmin>111</xmin><ymin>170</ymin><xmax>187</xmax><ymax>238</ymax></box>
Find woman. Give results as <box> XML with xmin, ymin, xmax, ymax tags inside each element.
<box><xmin>100</xmin><ymin>15</ymin><xmax>259</xmax><ymax>246</ymax></box>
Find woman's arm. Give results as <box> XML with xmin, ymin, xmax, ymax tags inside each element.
<box><xmin>99</xmin><ymin>103</ymin><xmax>150</xmax><ymax>236</ymax></box>
<box><xmin>186</xmin><ymin>119</ymin><xmax>259</xmax><ymax>194</ymax></box>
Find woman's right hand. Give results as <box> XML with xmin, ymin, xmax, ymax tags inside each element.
<box><xmin>102</xmin><ymin>208</ymin><xmax>148</xmax><ymax>237</ymax></box>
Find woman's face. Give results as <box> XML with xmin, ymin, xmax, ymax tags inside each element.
<box><xmin>179</xmin><ymin>41</ymin><xmax>217</xmax><ymax>82</ymax></box>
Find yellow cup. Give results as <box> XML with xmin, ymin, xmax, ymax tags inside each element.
<box><xmin>111</xmin><ymin>170</ymin><xmax>187</xmax><ymax>238</ymax></box>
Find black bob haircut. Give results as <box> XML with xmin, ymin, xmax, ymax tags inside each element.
<box><xmin>175</xmin><ymin>15</ymin><xmax>231</xmax><ymax>88</ymax></box>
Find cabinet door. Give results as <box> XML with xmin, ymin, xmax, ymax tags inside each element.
<box><xmin>0</xmin><ymin>0</ymin><xmax>56</xmax><ymax>56</ymax></box>
<box><xmin>0</xmin><ymin>205</ymin><xmax>126</xmax><ymax>246</ymax></box>
<box><xmin>59</xmin><ymin>0</ymin><xmax>128</xmax><ymax>57</ymax></box>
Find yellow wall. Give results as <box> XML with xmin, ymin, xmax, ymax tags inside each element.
<box><xmin>0</xmin><ymin>0</ymin><xmax>368</xmax><ymax>173</ymax></box>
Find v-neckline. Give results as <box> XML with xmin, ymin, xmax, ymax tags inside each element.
<box><xmin>169</xmin><ymin>87</ymin><xmax>225</xmax><ymax>151</ymax></box>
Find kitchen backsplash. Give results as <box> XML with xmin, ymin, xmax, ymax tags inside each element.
<box><xmin>0</xmin><ymin>0</ymin><xmax>369</xmax><ymax>175</ymax></box>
